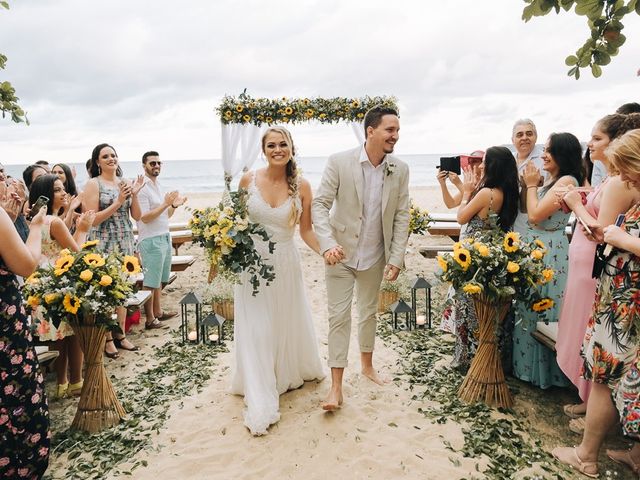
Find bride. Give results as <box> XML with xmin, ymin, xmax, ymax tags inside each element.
<box><xmin>231</xmin><ymin>127</ymin><xmax>326</xmax><ymax>435</ymax></box>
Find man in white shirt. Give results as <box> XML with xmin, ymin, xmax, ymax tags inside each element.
<box><xmin>137</xmin><ymin>151</ymin><xmax>186</xmax><ymax>329</ymax></box>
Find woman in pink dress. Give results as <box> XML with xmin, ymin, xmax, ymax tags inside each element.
<box><xmin>556</xmin><ymin>113</ymin><xmax>638</xmax><ymax>423</ymax></box>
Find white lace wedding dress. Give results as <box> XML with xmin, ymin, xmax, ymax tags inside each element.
<box><xmin>230</xmin><ymin>175</ymin><xmax>325</xmax><ymax>435</ymax></box>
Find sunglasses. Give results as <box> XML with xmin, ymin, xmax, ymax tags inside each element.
<box><xmin>148</xmin><ymin>161</ymin><xmax>162</xmax><ymax>167</ymax></box>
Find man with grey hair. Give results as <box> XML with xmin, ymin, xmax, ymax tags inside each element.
<box><xmin>511</xmin><ymin>118</ymin><xmax>544</xmax><ymax>233</ymax></box>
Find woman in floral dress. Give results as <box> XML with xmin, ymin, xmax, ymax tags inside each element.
<box><xmin>0</xmin><ymin>194</ymin><xmax>49</xmax><ymax>479</ymax></box>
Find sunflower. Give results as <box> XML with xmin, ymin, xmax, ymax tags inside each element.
<box><xmin>436</xmin><ymin>255</ymin><xmax>448</xmax><ymax>272</ymax></box>
<box><xmin>83</xmin><ymin>253</ymin><xmax>106</xmax><ymax>267</ymax></box>
<box><xmin>26</xmin><ymin>295</ymin><xmax>40</xmax><ymax>308</ymax></box>
<box><xmin>242</xmin><ymin>114</ymin><xmax>251</xmax><ymax>122</ymax></box>
<box><xmin>63</xmin><ymin>293</ymin><xmax>81</xmax><ymax>314</ymax></box>
<box><xmin>507</xmin><ymin>261</ymin><xmax>520</xmax><ymax>273</ymax></box>
<box><xmin>44</xmin><ymin>293</ymin><xmax>58</xmax><ymax>305</ymax></box>
<box><xmin>462</xmin><ymin>283</ymin><xmax>482</xmax><ymax>295</ymax></box>
<box><xmin>453</xmin><ymin>248</ymin><xmax>471</xmax><ymax>270</ymax></box>
<box><xmin>122</xmin><ymin>255</ymin><xmax>141</xmax><ymax>274</ymax></box>
<box><xmin>266</xmin><ymin>116</ymin><xmax>273</xmax><ymax>123</ymax></box>
<box><xmin>351</xmin><ymin>100</ymin><xmax>360</xmax><ymax>108</ymax></box>
<box><xmin>284</xmin><ymin>107</ymin><xmax>293</xmax><ymax>115</ymax></box>
<box><xmin>503</xmin><ymin>232</ymin><xmax>520</xmax><ymax>253</ymax></box>
<box><xmin>540</xmin><ymin>269</ymin><xmax>554</xmax><ymax>284</ymax></box>
<box><xmin>305</xmin><ymin>109</ymin><xmax>314</xmax><ymax>118</ymax></box>
<box><xmin>474</xmin><ymin>243</ymin><xmax>490</xmax><ymax>257</ymax></box>
<box><xmin>357</xmin><ymin>112</ymin><xmax>364</xmax><ymax>119</ymax></box>
<box><xmin>81</xmin><ymin>239</ymin><xmax>99</xmax><ymax>249</ymax></box>
<box><xmin>99</xmin><ymin>275</ymin><xmax>113</xmax><ymax>287</ymax></box>
<box><xmin>224</xmin><ymin>110</ymin><xmax>233</xmax><ymax>119</ymax></box>
<box><xmin>59</xmin><ymin>248</ymin><xmax>71</xmax><ymax>256</ymax></box>
<box><xmin>532</xmin><ymin>298</ymin><xmax>554</xmax><ymax>312</ymax></box>
<box><xmin>25</xmin><ymin>273</ymin><xmax>39</xmax><ymax>285</ymax></box>
<box><xmin>534</xmin><ymin>239</ymin><xmax>546</xmax><ymax>250</ymax></box>
<box><xmin>54</xmin><ymin>255</ymin><xmax>74</xmax><ymax>276</ymax></box>
<box><xmin>453</xmin><ymin>241</ymin><xmax>462</xmax><ymax>250</ymax></box>
<box><xmin>531</xmin><ymin>249</ymin><xmax>544</xmax><ymax>260</ymax></box>
<box><xmin>282</xmin><ymin>116</ymin><xmax>290</xmax><ymax>123</ymax></box>
<box><xmin>80</xmin><ymin>269</ymin><xmax>93</xmax><ymax>282</ymax></box>
<box><xmin>235</xmin><ymin>104</ymin><xmax>244</xmax><ymax>113</ymax></box>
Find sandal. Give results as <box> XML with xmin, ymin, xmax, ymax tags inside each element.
<box><xmin>157</xmin><ymin>310</ymin><xmax>178</xmax><ymax>321</ymax></box>
<box><xmin>68</xmin><ymin>381</ymin><xmax>83</xmax><ymax>397</ymax></box>
<box><xmin>569</xmin><ymin>417</ymin><xmax>586</xmax><ymax>435</ymax></box>
<box><xmin>551</xmin><ymin>446</ymin><xmax>599</xmax><ymax>478</ymax></box>
<box><xmin>104</xmin><ymin>339</ymin><xmax>120</xmax><ymax>359</ymax></box>
<box><xmin>113</xmin><ymin>336</ymin><xmax>140</xmax><ymax>351</ymax></box>
<box><xmin>145</xmin><ymin>318</ymin><xmax>169</xmax><ymax>330</ymax></box>
<box><xmin>563</xmin><ymin>403</ymin><xmax>586</xmax><ymax>419</ymax></box>
<box><xmin>606</xmin><ymin>448</ymin><xmax>640</xmax><ymax>474</ymax></box>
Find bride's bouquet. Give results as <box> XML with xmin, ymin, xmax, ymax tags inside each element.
<box><xmin>189</xmin><ymin>189</ymin><xmax>275</xmax><ymax>295</ymax></box>
<box><xmin>408</xmin><ymin>200</ymin><xmax>431</xmax><ymax>236</ymax></box>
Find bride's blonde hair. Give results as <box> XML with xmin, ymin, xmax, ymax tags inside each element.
<box><xmin>261</xmin><ymin>127</ymin><xmax>300</xmax><ymax>226</ymax></box>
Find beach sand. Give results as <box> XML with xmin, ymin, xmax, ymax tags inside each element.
<box><xmin>46</xmin><ymin>186</ymin><xmax>622</xmax><ymax>479</ymax></box>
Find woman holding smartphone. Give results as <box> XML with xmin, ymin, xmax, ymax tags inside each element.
<box><xmin>84</xmin><ymin>143</ymin><xmax>144</xmax><ymax>358</ymax></box>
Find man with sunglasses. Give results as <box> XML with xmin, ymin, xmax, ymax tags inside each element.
<box><xmin>137</xmin><ymin>151</ymin><xmax>187</xmax><ymax>329</ymax></box>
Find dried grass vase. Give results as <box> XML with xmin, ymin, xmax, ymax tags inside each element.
<box><xmin>378</xmin><ymin>290</ymin><xmax>399</xmax><ymax>314</ymax></box>
<box><xmin>458</xmin><ymin>294</ymin><xmax>513</xmax><ymax>408</ymax></box>
<box><xmin>212</xmin><ymin>300</ymin><xmax>234</xmax><ymax>321</ymax></box>
<box><xmin>70</xmin><ymin>316</ymin><xmax>126</xmax><ymax>433</ymax></box>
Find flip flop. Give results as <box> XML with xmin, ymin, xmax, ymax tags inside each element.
<box><xmin>158</xmin><ymin>310</ymin><xmax>178</xmax><ymax>321</ymax></box>
<box><xmin>606</xmin><ymin>448</ymin><xmax>640</xmax><ymax>474</ymax></box>
<box><xmin>551</xmin><ymin>446</ymin><xmax>599</xmax><ymax>478</ymax></box>
<box><xmin>563</xmin><ymin>403</ymin><xmax>586</xmax><ymax>419</ymax></box>
<box><xmin>145</xmin><ymin>318</ymin><xmax>169</xmax><ymax>330</ymax></box>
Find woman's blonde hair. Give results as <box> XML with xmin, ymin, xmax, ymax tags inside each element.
<box><xmin>261</xmin><ymin>127</ymin><xmax>300</xmax><ymax>226</ymax></box>
<box><xmin>607</xmin><ymin>129</ymin><xmax>640</xmax><ymax>181</ymax></box>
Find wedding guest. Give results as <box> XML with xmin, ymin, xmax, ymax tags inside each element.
<box><xmin>511</xmin><ymin>119</ymin><xmax>544</xmax><ymax>233</ymax></box>
<box><xmin>52</xmin><ymin>163</ymin><xmax>82</xmax><ymax>229</ymax></box>
<box><xmin>34</xmin><ymin>160</ymin><xmax>50</xmax><ymax>173</ymax></box>
<box><xmin>617</xmin><ymin>102</ymin><xmax>640</xmax><ymax>114</ymax></box>
<box><xmin>28</xmin><ymin>174</ymin><xmax>95</xmax><ymax>399</ymax></box>
<box><xmin>231</xmin><ymin>127</ymin><xmax>325</xmax><ymax>434</ymax></box>
<box><xmin>450</xmin><ymin>147</ymin><xmax>519</xmax><ymax>370</ymax></box>
<box><xmin>22</xmin><ymin>164</ymin><xmax>47</xmax><ymax>190</ymax></box>
<box><xmin>136</xmin><ymin>151</ymin><xmax>186</xmax><ymax>329</ymax></box>
<box><xmin>555</xmin><ymin>114</ymin><xmax>631</xmax><ymax>423</ymax></box>
<box><xmin>512</xmin><ymin>132</ymin><xmax>585</xmax><ymax>388</ymax></box>
<box><xmin>553</xmin><ymin>129</ymin><xmax>640</xmax><ymax>478</ymax></box>
<box><xmin>593</xmin><ymin>108</ymin><xmax>640</xmax><ymax>185</ymax></box>
<box><xmin>84</xmin><ymin>143</ymin><xmax>144</xmax><ymax>358</ymax></box>
<box><xmin>0</xmin><ymin>199</ymin><xmax>49</xmax><ymax>478</ymax></box>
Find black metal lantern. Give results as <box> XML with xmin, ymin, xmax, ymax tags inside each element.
<box><xmin>411</xmin><ymin>276</ymin><xmax>432</xmax><ymax>329</ymax></box>
<box><xmin>201</xmin><ymin>312</ymin><xmax>225</xmax><ymax>345</ymax></box>
<box><xmin>180</xmin><ymin>291</ymin><xmax>203</xmax><ymax>343</ymax></box>
<box><xmin>390</xmin><ymin>299</ymin><xmax>414</xmax><ymax>330</ymax></box>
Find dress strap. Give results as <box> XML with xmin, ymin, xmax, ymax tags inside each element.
<box><xmin>488</xmin><ymin>188</ymin><xmax>494</xmax><ymax>214</ymax></box>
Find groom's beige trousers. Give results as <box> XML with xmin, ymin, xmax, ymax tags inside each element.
<box><xmin>326</xmin><ymin>256</ymin><xmax>385</xmax><ymax>368</ymax></box>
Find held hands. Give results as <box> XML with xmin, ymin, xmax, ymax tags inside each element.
<box><xmin>523</xmin><ymin>161</ymin><xmax>541</xmax><ymax>188</ymax></box>
<box><xmin>323</xmin><ymin>245</ymin><xmax>345</xmax><ymax>265</ymax></box>
<box><xmin>384</xmin><ymin>264</ymin><xmax>400</xmax><ymax>281</ymax></box>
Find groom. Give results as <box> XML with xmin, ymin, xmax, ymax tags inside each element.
<box><xmin>312</xmin><ymin>106</ymin><xmax>410</xmax><ymax>411</ymax></box>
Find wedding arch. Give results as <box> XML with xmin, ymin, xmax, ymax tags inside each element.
<box><xmin>215</xmin><ymin>92</ymin><xmax>398</xmax><ymax>188</ymax></box>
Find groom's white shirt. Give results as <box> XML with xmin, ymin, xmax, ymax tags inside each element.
<box><xmin>346</xmin><ymin>147</ymin><xmax>386</xmax><ymax>270</ymax></box>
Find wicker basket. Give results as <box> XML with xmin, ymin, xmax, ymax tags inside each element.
<box><xmin>377</xmin><ymin>290</ymin><xmax>399</xmax><ymax>314</ymax></box>
<box><xmin>212</xmin><ymin>300</ymin><xmax>234</xmax><ymax>321</ymax></box>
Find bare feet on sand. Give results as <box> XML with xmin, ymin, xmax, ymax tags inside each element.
<box><xmin>362</xmin><ymin>366</ymin><xmax>390</xmax><ymax>386</ymax></box>
<box><xmin>322</xmin><ymin>389</ymin><xmax>344</xmax><ymax>412</ymax></box>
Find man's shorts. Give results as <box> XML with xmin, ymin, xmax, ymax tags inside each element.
<box><xmin>138</xmin><ymin>233</ymin><xmax>171</xmax><ymax>289</ymax></box>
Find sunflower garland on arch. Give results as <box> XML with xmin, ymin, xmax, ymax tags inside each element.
<box><xmin>215</xmin><ymin>91</ymin><xmax>398</xmax><ymax>188</ymax></box>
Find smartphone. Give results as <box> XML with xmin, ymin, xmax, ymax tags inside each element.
<box><xmin>26</xmin><ymin>195</ymin><xmax>49</xmax><ymax>220</ymax></box>
<box><xmin>576</xmin><ymin>216</ymin><xmax>593</xmax><ymax>236</ymax></box>
<box><xmin>439</xmin><ymin>156</ymin><xmax>461</xmax><ymax>175</ymax></box>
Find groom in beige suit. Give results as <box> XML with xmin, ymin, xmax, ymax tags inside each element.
<box><xmin>312</xmin><ymin>106</ymin><xmax>410</xmax><ymax>411</ymax></box>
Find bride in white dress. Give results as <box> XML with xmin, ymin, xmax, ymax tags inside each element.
<box><xmin>231</xmin><ymin>127</ymin><xmax>326</xmax><ymax>435</ymax></box>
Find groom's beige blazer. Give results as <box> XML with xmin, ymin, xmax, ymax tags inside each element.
<box><xmin>312</xmin><ymin>146</ymin><xmax>410</xmax><ymax>268</ymax></box>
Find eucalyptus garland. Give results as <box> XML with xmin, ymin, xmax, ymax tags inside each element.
<box><xmin>216</xmin><ymin>92</ymin><xmax>398</xmax><ymax>126</ymax></box>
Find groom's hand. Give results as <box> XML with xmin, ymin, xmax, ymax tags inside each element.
<box><xmin>384</xmin><ymin>264</ymin><xmax>400</xmax><ymax>281</ymax></box>
<box><xmin>323</xmin><ymin>246</ymin><xmax>344</xmax><ymax>265</ymax></box>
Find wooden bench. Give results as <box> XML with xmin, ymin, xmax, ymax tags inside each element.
<box><xmin>35</xmin><ymin>346</ymin><xmax>59</xmax><ymax>372</ymax></box>
<box><xmin>125</xmin><ymin>290</ymin><xmax>153</xmax><ymax>308</ymax></box>
<box><xmin>171</xmin><ymin>255</ymin><xmax>196</xmax><ymax>272</ymax></box>
<box><xmin>133</xmin><ymin>221</ymin><xmax>188</xmax><ymax>234</ymax></box>
<box><xmin>134</xmin><ymin>230</ymin><xmax>194</xmax><ymax>255</ymax></box>
<box><xmin>419</xmin><ymin>245</ymin><xmax>454</xmax><ymax>259</ymax></box>
<box><xmin>531</xmin><ymin>321</ymin><xmax>558</xmax><ymax>352</ymax></box>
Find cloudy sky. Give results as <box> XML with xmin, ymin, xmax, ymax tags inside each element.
<box><xmin>1</xmin><ymin>0</ymin><xmax>639</xmax><ymax>165</ymax></box>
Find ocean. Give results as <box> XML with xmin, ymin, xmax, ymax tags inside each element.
<box><xmin>3</xmin><ymin>153</ymin><xmax>484</xmax><ymax>193</ymax></box>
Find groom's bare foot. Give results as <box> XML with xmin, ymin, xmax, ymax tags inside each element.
<box><xmin>322</xmin><ymin>389</ymin><xmax>343</xmax><ymax>411</ymax></box>
<box><xmin>362</xmin><ymin>366</ymin><xmax>390</xmax><ymax>386</ymax></box>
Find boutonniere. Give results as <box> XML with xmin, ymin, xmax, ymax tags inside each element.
<box><xmin>384</xmin><ymin>162</ymin><xmax>396</xmax><ymax>176</ymax></box>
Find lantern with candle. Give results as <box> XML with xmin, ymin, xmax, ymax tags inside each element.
<box><xmin>180</xmin><ymin>291</ymin><xmax>203</xmax><ymax>344</ymax></box>
<box><xmin>201</xmin><ymin>312</ymin><xmax>225</xmax><ymax>345</ymax></box>
<box><xmin>389</xmin><ymin>299</ymin><xmax>414</xmax><ymax>331</ymax></box>
<box><xmin>411</xmin><ymin>276</ymin><xmax>432</xmax><ymax>329</ymax></box>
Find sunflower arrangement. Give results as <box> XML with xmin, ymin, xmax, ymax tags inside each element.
<box><xmin>217</xmin><ymin>92</ymin><xmax>398</xmax><ymax>126</ymax></box>
<box><xmin>22</xmin><ymin>240</ymin><xmax>140</xmax><ymax>330</ymax></box>
<box><xmin>436</xmin><ymin>217</ymin><xmax>555</xmax><ymax>316</ymax></box>
<box><xmin>408</xmin><ymin>200</ymin><xmax>432</xmax><ymax>236</ymax></box>
<box><xmin>189</xmin><ymin>189</ymin><xmax>275</xmax><ymax>295</ymax></box>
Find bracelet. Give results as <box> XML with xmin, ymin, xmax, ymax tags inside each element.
<box><xmin>526</xmin><ymin>186</ymin><xmax>537</xmax><ymax>189</ymax></box>
<box><xmin>171</xmin><ymin>204</ymin><xmax>178</xmax><ymax>209</ymax></box>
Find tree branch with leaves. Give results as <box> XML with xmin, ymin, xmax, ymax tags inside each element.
<box><xmin>522</xmin><ymin>0</ymin><xmax>639</xmax><ymax>79</ymax></box>
<box><xmin>0</xmin><ymin>0</ymin><xmax>27</xmax><ymax>123</ymax></box>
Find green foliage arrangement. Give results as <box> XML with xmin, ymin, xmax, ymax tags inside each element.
<box><xmin>522</xmin><ymin>0</ymin><xmax>639</xmax><ymax>79</ymax></box>
<box><xmin>216</xmin><ymin>91</ymin><xmax>398</xmax><ymax>126</ymax></box>
<box><xmin>0</xmin><ymin>2</ymin><xmax>27</xmax><ymax>123</ymax></box>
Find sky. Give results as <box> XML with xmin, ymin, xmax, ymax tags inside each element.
<box><xmin>1</xmin><ymin>0</ymin><xmax>639</xmax><ymax>165</ymax></box>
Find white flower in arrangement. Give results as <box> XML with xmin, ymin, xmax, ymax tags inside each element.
<box><xmin>235</xmin><ymin>216</ymin><xmax>249</xmax><ymax>231</ymax></box>
<box><xmin>385</xmin><ymin>162</ymin><xmax>396</xmax><ymax>176</ymax></box>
